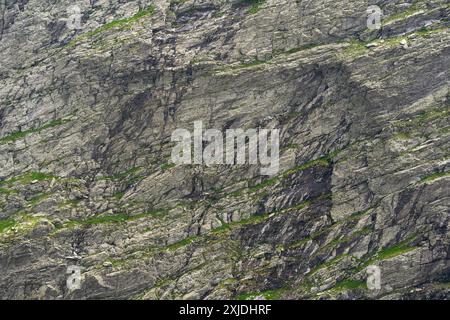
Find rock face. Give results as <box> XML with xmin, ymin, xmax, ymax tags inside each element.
<box><xmin>0</xmin><ymin>0</ymin><xmax>449</xmax><ymax>300</ymax></box>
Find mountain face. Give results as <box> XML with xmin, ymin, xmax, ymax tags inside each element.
<box><xmin>0</xmin><ymin>0</ymin><xmax>449</xmax><ymax>300</ymax></box>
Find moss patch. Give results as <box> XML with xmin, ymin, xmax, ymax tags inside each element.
<box><xmin>166</xmin><ymin>235</ymin><xmax>199</xmax><ymax>251</ymax></box>
<box><xmin>0</xmin><ymin>172</ymin><xmax>57</xmax><ymax>186</ymax></box>
<box><xmin>236</xmin><ymin>288</ymin><xmax>286</xmax><ymax>300</ymax></box>
<box><xmin>68</xmin><ymin>5</ymin><xmax>156</xmax><ymax>47</ymax></box>
<box><xmin>0</xmin><ymin>218</ymin><xmax>16</xmax><ymax>233</ymax></box>
<box><xmin>239</xmin><ymin>0</ymin><xmax>266</xmax><ymax>14</ymax></box>
<box><xmin>0</xmin><ymin>118</ymin><xmax>72</xmax><ymax>144</ymax></box>
<box><xmin>0</xmin><ymin>188</ymin><xmax>18</xmax><ymax>195</ymax></box>
<box><xmin>418</xmin><ymin>170</ymin><xmax>450</xmax><ymax>184</ymax></box>
<box><xmin>357</xmin><ymin>235</ymin><xmax>418</xmax><ymax>270</ymax></box>
<box><xmin>161</xmin><ymin>162</ymin><xmax>176</xmax><ymax>171</ymax></box>
<box><xmin>332</xmin><ymin>280</ymin><xmax>366</xmax><ymax>291</ymax></box>
<box><xmin>67</xmin><ymin>209</ymin><xmax>167</xmax><ymax>227</ymax></box>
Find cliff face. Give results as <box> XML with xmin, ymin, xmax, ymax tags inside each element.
<box><xmin>0</xmin><ymin>0</ymin><xmax>449</xmax><ymax>299</ymax></box>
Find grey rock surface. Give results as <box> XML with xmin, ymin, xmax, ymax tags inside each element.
<box><xmin>0</xmin><ymin>0</ymin><xmax>449</xmax><ymax>299</ymax></box>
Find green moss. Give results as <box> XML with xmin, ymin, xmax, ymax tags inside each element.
<box><xmin>383</xmin><ymin>8</ymin><xmax>423</xmax><ymax>25</ymax></box>
<box><xmin>170</xmin><ymin>0</ymin><xmax>187</xmax><ymax>5</ymax></box>
<box><xmin>213</xmin><ymin>11</ymin><xmax>225</xmax><ymax>18</ymax></box>
<box><xmin>290</xmin><ymin>210</ymin><xmax>370</xmax><ymax>250</ymax></box>
<box><xmin>308</xmin><ymin>254</ymin><xmax>348</xmax><ymax>276</ymax></box>
<box><xmin>342</xmin><ymin>40</ymin><xmax>368</xmax><ymax>57</ymax></box>
<box><xmin>79</xmin><ymin>214</ymin><xmax>129</xmax><ymax>225</ymax></box>
<box><xmin>166</xmin><ymin>235</ymin><xmax>198</xmax><ymax>251</ymax></box>
<box><xmin>376</xmin><ymin>243</ymin><xmax>417</xmax><ymax>260</ymax></box>
<box><xmin>419</xmin><ymin>170</ymin><xmax>450</xmax><ymax>184</ymax></box>
<box><xmin>393</xmin><ymin>132</ymin><xmax>412</xmax><ymax>140</ymax></box>
<box><xmin>239</xmin><ymin>0</ymin><xmax>266</xmax><ymax>14</ymax></box>
<box><xmin>58</xmin><ymin>199</ymin><xmax>81</xmax><ymax>208</ymax></box>
<box><xmin>348</xmin><ymin>208</ymin><xmax>372</xmax><ymax>220</ymax></box>
<box><xmin>239</xmin><ymin>59</ymin><xmax>267</xmax><ymax>68</ymax></box>
<box><xmin>0</xmin><ymin>218</ymin><xmax>16</xmax><ymax>233</ymax></box>
<box><xmin>236</xmin><ymin>288</ymin><xmax>286</xmax><ymax>300</ymax></box>
<box><xmin>282</xmin><ymin>157</ymin><xmax>330</xmax><ymax>178</ymax></box>
<box><xmin>244</xmin><ymin>156</ymin><xmax>331</xmax><ymax>194</ymax></box>
<box><xmin>1</xmin><ymin>99</ymin><xmax>12</xmax><ymax>106</ymax></box>
<box><xmin>395</xmin><ymin>106</ymin><xmax>449</xmax><ymax>129</ymax></box>
<box><xmin>99</xmin><ymin>167</ymin><xmax>142</xmax><ymax>181</ymax></box>
<box><xmin>67</xmin><ymin>209</ymin><xmax>167</xmax><ymax>227</ymax></box>
<box><xmin>68</xmin><ymin>5</ymin><xmax>156</xmax><ymax>46</ymax></box>
<box><xmin>319</xmin><ymin>227</ymin><xmax>372</xmax><ymax>253</ymax></box>
<box><xmin>211</xmin><ymin>222</ymin><xmax>232</xmax><ymax>234</ymax></box>
<box><xmin>332</xmin><ymin>280</ymin><xmax>366</xmax><ymax>291</ymax></box>
<box><xmin>215</xmin><ymin>194</ymin><xmax>330</xmax><ymax>236</ymax></box>
<box><xmin>415</xmin><ymin>26</ymin><xmax>447</xmax><ymax>37</ymax></box>
<box><xmin>0</xmin><ymin>118</ymin><xmax>71</xmax><ymax>144</ymax></box>
<box><xmin>248</xmin><ymin>176</ymin><xmax>279</xmax><ymax>192</ymax></box>
<box><xmin>0</xmin><ymin>172</ymin><xmax>57</xmax><ymax>186</ymax></box>
<box><xmin>161</xmin><ymin>162</ymin><xmax>176</xmax><ymax>170</ymax></box>
<box><xmin>0</xmin><ymin>188</ymin><xmax>18</xmax><ymax>195</ymax></box>
<box><xmin>356</xmin><ymin>235</ymin><xmax>418</xmax><ymax>270</ymax></box>
<box><xmin>113</xmin><ymin>192</ymin><xmax>125</xmax><ymax>200</ymax></box>
<box><xmin>28</xmin><ymin>193</ymin><xmax>51</xmax><ymax>205</ymax></box>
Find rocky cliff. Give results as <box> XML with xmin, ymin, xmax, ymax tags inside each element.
<box><xmin>0</xmin><ymin>0</ymin><xmax>449</xmax><ymax>299</ymax></box>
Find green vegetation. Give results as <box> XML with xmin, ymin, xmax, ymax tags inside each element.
<box><xmin>0</xmin><ymin>118</ymin><xmax>71</xmax><ymax>144</ymax></box>
<box><xmin>419</xmin><ymin>170</ymin><xmax>450</xmax><ymax>184</ymax></box>
<box><xmin>290</xmin><ymin>209</ymin><xmax>371</xmax><ymax>250</ymax></box>
<box><xmin>238</xmin><ymin>59</ymin><xmax>267</xmax><ymax>69</ymax></box>
<box><xmin>0</xmin><ymin>172</ymin><xmax>57</xmax><ymax>186</ymax></box>
<box><xmin>113</xmin><ymin>192</ymin><xmax>125</xmax><ymax>200</ymax></box>
<box><xmin>236</xmin><ymin>288</ymin><xmax>286</xmax><ymax>300</ymax></box>
<box><xmin>170</xmin><ymin>0</ymin><xmax>187</xmax><ymax>5</ymax></box>
<box><xmin>282</xmin><ymin>157</ymin><xmax>330</xmax><ymax>177</ymax></box>
<box><xmin>67</xmin><ymin>209</ymin><xmax>167</xmax><ymax>227</ymax></box>
<box><xmin>166</xmin><ymin>235</ymin><xmax>199</xmax><ymax>251</ymax></box>
<box><xmin>248</xmin><ymin>176</ymin><xmax>279</xmax><ymax>192</ymax></box>
<box><xmin>79</xmin><ymin>214</ymin><xmax>130</xmax><ymax>225</ymax></box>
<box><xmin>212</xmin><ymin>213</ymin><xmax>267</xmax><ymax>234</ymax></box>
<box><xmin>348</xmin><ymin>208</ymin><xmax>372</xmax><ymax>220</ymax></box>
<box><xmin>415</xmin><ymin>26</ymin><xmax>448</xmax><ymax>37</ymax></box>
<box><xmin>376</xmin><ymin>241</ymin><xmax>417</xmax><ymax>261</ymax></box>
<box><xmin>239</xmin><ymin>0</ymin><xmax>266</xmax><ymax>14</ymax></box>
<box><xmin>28</xmin><ymin>193</ymin><xmax>51</xmax><ymax>205</ymax></box>
<box><xmin>382</xmin><ymin>0</ymin><xmax>450</xmax><ymax>26</ymax></box>
<box><xmin>99</xmin><ymin>166</ymin><xmax>142</xmax><ymax>181</ymax></box>
<box><xmin>383</xmin><ymin>7</ymin><xmax>423</xmax><ymax>25</ymax></box>
<box><xmin>58</xmin><ymin>199</ymin><xmax>81</xmax><ymax>208</ymax></box>
<box><xmin>356</xmin><ymin>235</ymin><xmax>418</xmax><ymax>271</ymax></box>
<box><xmin>161</xmin><ymin>162</ymin><xmax>176</xmax><ymax>170</ymax></box>
<box><xmin>343</xmin><ymin>26</ymin><xmax>449</xmax><ymax>58</ymax></box>
<box><xmin>0</xmin><ymin>218</ymin><xmax>15</xmax><ymax>233</ymax></box>
<box><xmin>319</xmin><ymin>226</ymin><xmax>372</xmax><ymax>253</ymax></box>
<box><xmin>342</xmin><ymin>39</ymin><xmax>368</xmax><ymax>57</ymax></box>
<box><xmin>308</xmin><ymin>254</ymin><xmax>348</xmax><ymax>276</ymax></box>
<box><xmin>393</xmin><ymin>131</ymin><xmax>412</xmax><ymax>140</ymax></box>
<box><xmin>332</xmin><ymin>280</ymin><xmax>366</xmax><ymax>291</ymax></box>
<box><xmin>244</xmin><ymin>156</ymin><xmax>332</xmax><ymax>194</ymax></box>
<box><xmin>215</xmin><ymin>194</ymin><xmax>330</xmax><ymax>236</ymax></box>
<box><xmin>0</xmin><ymin>187</ymin><xmax>18</xmax><ymax>195</ymax></box>
<box><xmin>68</xmin><ymin>5</ymin><xmax>156</xmax><ymax>46</ymax></box>
<box><xmin>395</xmin><ymin>106</ymin><xmax>449</xmax><ymax>128</ymax></box>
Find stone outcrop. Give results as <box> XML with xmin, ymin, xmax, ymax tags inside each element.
<box><xmin>0</xmin><ymin>0</ymin><xmax>449</xmax><ymax>299</ymax></box>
